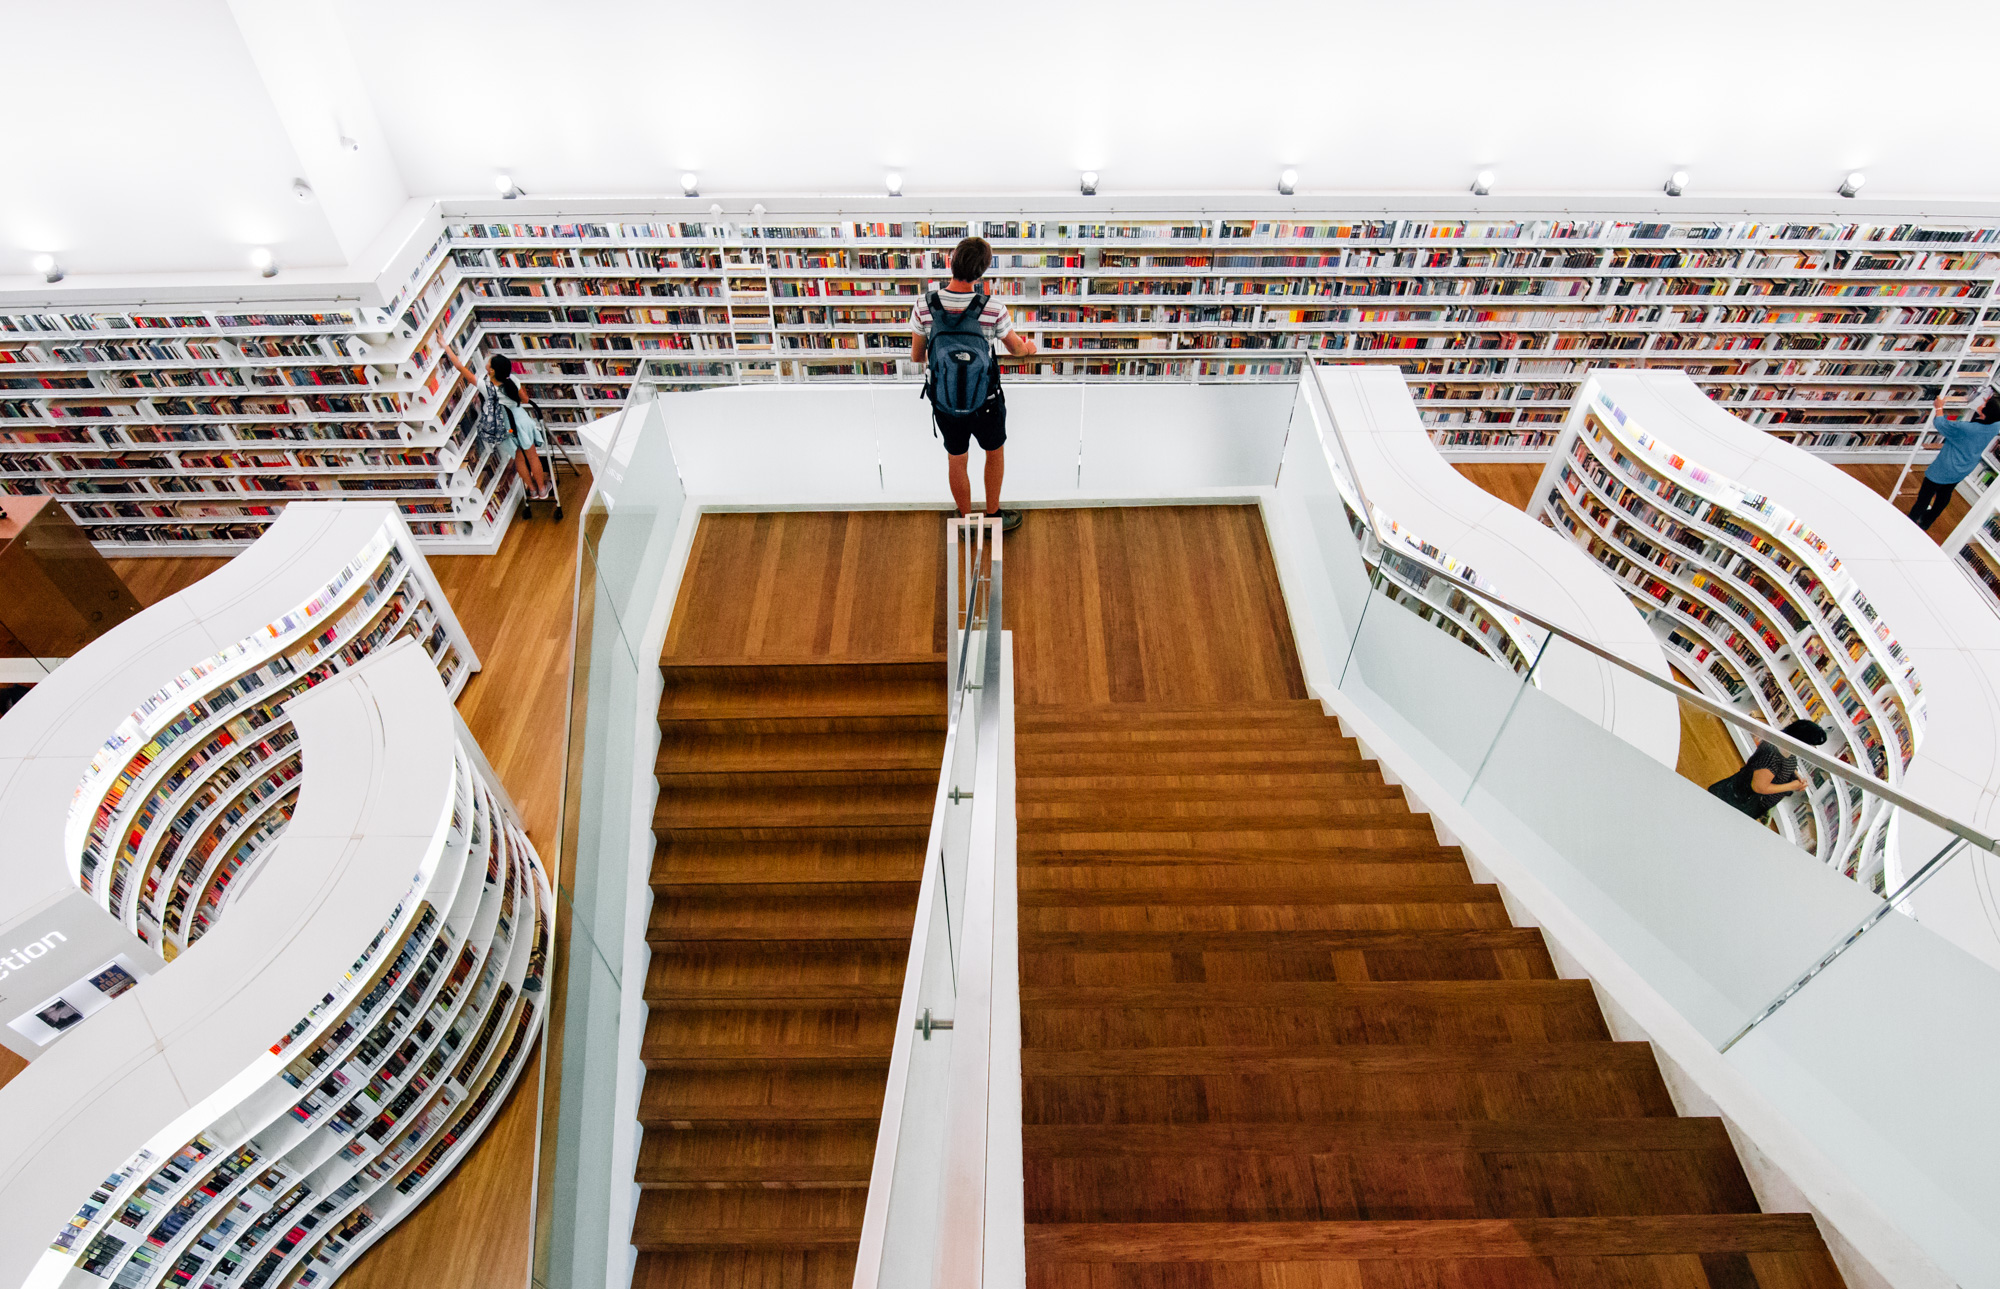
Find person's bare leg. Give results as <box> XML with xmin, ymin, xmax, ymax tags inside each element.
<box><xmin>525</xmin><ymin>449</ymin><xmax>549</xmax><ymax>498</ymax></box>
<box><xmin>514</xmin><ymin>455</ymin><xmax>535</xmax><ymax>498</ymax></box>
<box><xmin>982</xmin><ymin>447</ymin><xmax>1005</xmax><ymax>515</ymax></box>
<box><xmin>947</xmin><ymin>452</ymin><xmax>973</xmax><ymax>517</ymax></box>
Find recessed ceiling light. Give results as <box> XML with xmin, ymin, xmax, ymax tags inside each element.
<box><xmin>291</xmin><ymin>178</ymin><xmax>315</xmax><ymax>203</ymax></box>
<box><xmin>339</xmin><ymin>135</ymin><xmax>359</xmax><ymax>153</ymax></box>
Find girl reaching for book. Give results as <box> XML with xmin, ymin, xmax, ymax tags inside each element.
<box><xmin>439</xmin><ymin>342</ymin><xmax>559</xmax><ymax>519</ymax></box>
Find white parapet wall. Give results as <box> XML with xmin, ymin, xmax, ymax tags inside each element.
<box><xmin>1303</xmin><ymin>363</ymin><xmax>1679</xmax><ymax>765</ymax></box>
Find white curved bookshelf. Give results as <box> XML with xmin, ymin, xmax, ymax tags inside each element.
<box><xmin>1307</xmin><ymin>362</ymin><xmax>1680</xmax><ymax>764</ymax></box>
<box><xmin>1529</xmin><ymin>370</ymin><xmax>1987</xmax><ymax>896</ymax></box>
<box><xmin>0</xmin><ymin>639</ymin><xmax>548</xmax><ymax>1289</ymax></box>
<box><xmin>31</xmin><ymin>503</ymin><xmax>480</xmax><ymax>963</ymax></box>
<box><xmin>1943</xmin><ymin>477</ymin><xmax>2000</xmax><ymax>616</ymax></box>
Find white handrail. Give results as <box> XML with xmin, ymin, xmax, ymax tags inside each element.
<box><xmin>854</xmin><ymin>517</ymin><xmax>1012</xmax><ymax>1289</ymax></box>
<box><xmin>931</xmin><ymin>522</ymin><xmax>1004</xmax><ymax>1288</ymax></box>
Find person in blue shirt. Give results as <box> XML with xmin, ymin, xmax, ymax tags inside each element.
<box><xmin>1910</xmin><ymin>390</ymin><xmax>2000</xmax><ymax>531</ymax></box>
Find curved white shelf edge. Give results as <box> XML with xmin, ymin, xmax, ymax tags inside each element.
<box><xmin>1310</xmin><ymin>363</ymin><xmax>1680</xmax><ymax>767</ymax></box>
<box><xmin>0</xmin><ymin>641</ymin><xmax>548</xmax><ymax>1289</ymax></box>
<box><xmin>1537</xmin><ymin>369</ymin><xmax>2000</xmax><ymax>965</ymax></box>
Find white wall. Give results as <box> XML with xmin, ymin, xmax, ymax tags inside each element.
<box><xmin>9</xmin><ymin>0</ymin><xmax>2000</xmax><ymax>280</ymax></box>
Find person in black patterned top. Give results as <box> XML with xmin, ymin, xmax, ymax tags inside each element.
<box><xmin>1707</xmin><ymin>720</ymin><xmax>1829</xmax><ymax>821</ymax></box>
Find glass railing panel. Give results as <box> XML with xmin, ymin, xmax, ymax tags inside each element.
<box><xmin>534</xmin><ymin>402</ymin><xmax>688</xmax><ymax>1289</ymax></box>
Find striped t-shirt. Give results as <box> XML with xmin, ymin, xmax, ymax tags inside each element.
<box><xmin>911</xmin><ymin>289</ymin><xmax>1014</xmax><ymax>347</ymax></box>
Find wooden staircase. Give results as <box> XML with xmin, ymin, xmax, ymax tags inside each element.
<box><xmin>632</xmin><ymin>657</ymin><xmax>945</xmax><ymax>1289</ymax></box>
<box><xmin>1016</xmin><ymin>700</ymin><xmax>1847</xmax><ymax>1288</ymax></box>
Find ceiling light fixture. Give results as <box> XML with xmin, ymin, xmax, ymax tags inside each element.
<box><xmin>249</xmin><ymin>248</ymin><xmax>277</xmax><ymax>278</ymax></box>
<box><xmin>681</xmin><ymin>172</ymin><xmax>699</xmax><ymax>197</ymax></box>
<box><xmin>1278</xmin><ymin>168</ymin><xmax>1298</xmax><ymax>196</ymax></box>
<box><xmin>886</xmin><ymin>172</ymin><xmax>903</xmax><ymax>197</ymax></box>
<box><xmin>291</xmin><ymin>178</ymin><xmax>315</xmax><ymax>203</ymax></box>
<box><xmin>1665</xmin><ymin>170</ymin><xmax>1689</xmax><ymax>197</ymax></box>
<box><xmin>339</xmin><ymin>134</ymin><xmax>359</xmax><ymax>153</ymax></box>
<box><xmin>751</xmin><ymin>203</ymin><xmax>767</xmax><ymax>220</ymax></box>
<box><xmin>495</xmin><ymin>173</ymin><xmax>523</xmax><ymax>199</ymax></box>
<box><xmin>1079</xmin><ymin>171</ymin><xmax>1098</xmax><ymax>196</ymax></box>
<box><xmin>31</xmin><ymin>254</ymin><xmax>63</xmax><ymax>283</ymax></box>
<box><xmin>1839</xmin><ymin>171</ymin><xmax>1866</xmax><ymax>198</ymax></box>
<box><xmin>1471</xmin><ymin>170</ymin><xmax>1495</xmax><ymax>196</ymax></box>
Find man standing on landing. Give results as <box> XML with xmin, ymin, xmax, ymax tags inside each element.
<box><xmin>911</xmin><ymin>236</ymin><xmax>1036</xmax><ymax>530</ymax></box>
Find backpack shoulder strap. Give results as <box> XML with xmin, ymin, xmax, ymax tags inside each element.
<box><xmin>936</xmin><ymin>291</ymin><xmax>987</xmax><ymax>333</ymax></box>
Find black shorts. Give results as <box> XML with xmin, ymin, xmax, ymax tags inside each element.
<box><xmin>935</xmin><ymin>392</ymin><xmax>1007</xmax><ymax>455</ymax></box>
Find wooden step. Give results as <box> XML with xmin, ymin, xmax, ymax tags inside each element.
<box><xmin>648</xmin><ymin>893</ymin><xmax>917</xmax><ymax>939</ymax></box>
<box><xmin>636</xmin><ymin>1123</ymin><xmax>878</xmax><ymax>1188</ymax></box>
<box><xmin>642</xmin><ymin>1005</ymin><xmax>898</xmax><ymax>1057</ymax></box>
<box><xmin>1020</xmin><ymin>980</ymin><xmax>1610</xmax><ymax>1047</ymax></box>
<box><xmin>1023</xmin><ymin>1120</ymin><xmax>1758</xmax><ymax>1222</ymax></box>
<box><xmin>1023</xmin><ymin>1213</ymin><xmax>1839</xmax><ymax>1261</ymax></box>
<box><xmin>651</xmin><ymin>835</ymin><xmax>926</xmax><ymax>885</ymax></box>
<box><xmin>655</xmin><ymin>824</ymin><xmax>930</xmax><ymax>848</ymax></box>
<box><xmin>1022</xmin><ymin>927</ymin><xmax>1558</xmax><ymax>986</ymax></box>
<box><xmin>662</xmin><ymin>657</ymin><xmax>944</xmax><ymax>684</ymax></box>
<box><xmin>1017</xmin><ymin>826</ymin><xmax>1448</xmax><ymax>853</ymax></box>
<box><xmin>645</xmin><ymin>947</ymin><xmax>909</xmax><ymax>996</ymax></box>
<box><xmin>658</xmin><ymin>767</ymin><xmax>938</xmax><ymax>791</ymax></box>
<box><xmin>646</xmin><ymin>981</ymin><xmax>906</xmax><ymax>1008</ymax></box>
<box><xmin>654</xmin><ymin>783</ymin><xmax>936</xmax><ymax>831</ymax></box>
<box><xmin>1020</xmin><ymin>782</ymin><xmax>1410</xmax><ymax>807</ymax></box>
<box><xmin>659</xmin><ymin>730</ymin><xmax>943</xmax><ymax>776</ymax></box>
<box><xmin>630</xmin><ymin>1188</ymin><xmax>866</xmax><ymax>1251</ymax></box>
<box><xmin>1020</xmin><ymin>860</ymin><xmax>1474</xmax><ymax>891</ymax></box>
<box><xmin>638</xmin><ymin>1066</ymin><xmax>887</xmax><ymax>1126</ymax></box>
<box><xmin>1016</xmin><ymin>747</ymin><xmax>1371</xmax><ymax>775</ymax></box>
<box><xmin>1016</xmin><ymin>702</ymin><xmax>1331</xmax><ymax>727</ymax></box>
<box><xmin>631</xmin><ymin>1250</ymin><xmax>857</xmax><ymax>1289</ymax></box>
<box><xmin>1016</xmin><ymin>844</ymin><xmax>1464</xmax><ymax>867</ymax></box>
<box><xmin>644</xmin><ymin>1044</ymin><xmax>892</xmax><ymax>1070</ymax></box>
<box><xmin>1022</xmin><ymin>1044</ymin><xmax>1677</xmax><ymax>1125</ymax></box>
<box><xmin>1018</xmin><ymin>770</ymin><xmax>1386</xmax><ymax>794</ymax></box>
<box><xmin>659</xmin><ymin>680</ymin><xmax>944</xmax><ymax>722</ymax></box>
<box><xmin>1019</xmin><ymin>884</ymin><xmax>1503</xmax><ymax>907</ymax></box>
<box><xmin>660</xmin><ymin>712</ymin><xmax>947</xmax><ymax>738</ymax></box>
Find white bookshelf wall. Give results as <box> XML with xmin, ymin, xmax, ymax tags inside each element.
<box><xmin>8</xmin><ymin>205</ymin><xmax>2000</xmax><ymax>553</ymax></box>
<box><xmin>1531</xmin><ymin>375</ymin><xmax>1926</xmax><ymax>890</ymax></box>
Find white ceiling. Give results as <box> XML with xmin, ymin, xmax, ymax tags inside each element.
<box><xmin>9</xmin><ymin>0</ymin><xmax>2000</xmax><ymax>280</ymax></box>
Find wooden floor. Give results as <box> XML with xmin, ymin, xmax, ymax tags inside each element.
<box><xmin>0</xmin><ymin>479</ymin><xmax>591</xmax><ymax>1289</ymax></box>
<box><xmin>633</xmin><ymin>510</ymin><xmax>950</xmax><ymax>1287</ymax></box>
<box><xmin>1012</xmin><ymin>503</ymin><xmax>1845</xmax><ymax>1287</ymax></box>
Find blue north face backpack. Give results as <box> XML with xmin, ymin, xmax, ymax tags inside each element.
<box><xmin>924</xmin><ymin>291</ymin><xmax>997</xmax><ymax>418</ymax></box>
